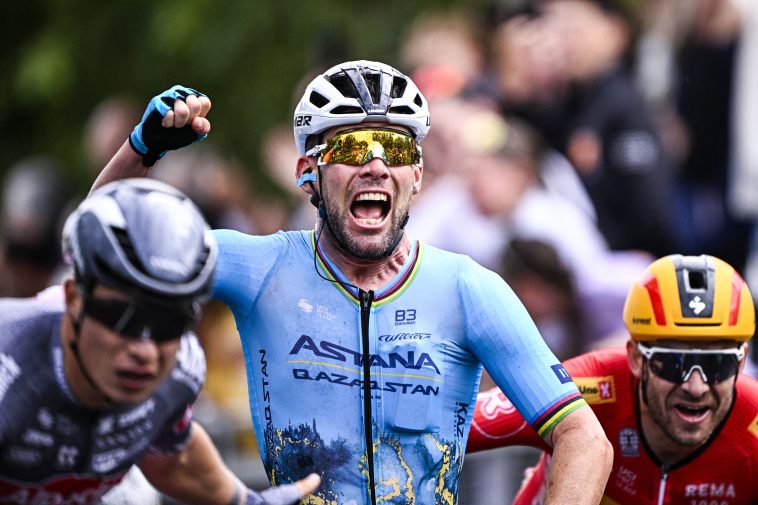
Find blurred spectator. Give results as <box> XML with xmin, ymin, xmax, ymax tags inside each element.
<box><xmin>400</xmin><ymin>9</ymin><xmax>492</xmax><ymax>102</ymax></box>
<box><xmin>409</xmin><ymin>102</ymin><xmax>649</xmax><ymax>346</ymax></box>
<box><xmin>260</xmin><ymin>123</ymin><xmax>318</xmax><ymax>231</ymax></box>
<box><xmin>500</xmin><ymin>238</ymin><xmax>584</xmax><ymax>360</ymax></box>
<box><xmin>0</xmin><ymin>156</ymin><xmax>73</xmax><ymax>297</ymax></box>
<box><xmin>492</xmin><ymin>0</ymin><xmax>681</xmax><ymax>257</ymax></box>
<box><xmin>83</xmin><ymin>95</ymin><xmax>141</xmax><ymax>173</ymax></box>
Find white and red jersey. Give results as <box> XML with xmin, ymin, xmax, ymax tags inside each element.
<box><xmin>468</xmin><ymin>346</ymin><xmax>758</xmax><ymax>505</ymax></box>
<box><xmin>0</xmin><ymin>294</ymin><xmax>205</xmax><ymax>504</ymax></box>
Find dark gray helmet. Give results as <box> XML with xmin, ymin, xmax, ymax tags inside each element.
<box><xmin>62</xmin><ymin>178</ymin><xmax>217</xmax><ymax>305</ymax></box>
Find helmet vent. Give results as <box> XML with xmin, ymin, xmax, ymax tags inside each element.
<box><xmin>687</xmin><ymin>270</ymin><xmax>707</xmax><ymax>290</ymax></box>
<box><xmin>329</xmin><ymin>73</ymin><xmax>359</xmax><ymax>99</ymax></box>
<box><xmin>391</xmin><ymin>77</ymin><xmax>407</xmax><ymax>98</ymax></box>
<box><xmin>330</xmin><ymin>105</ymin><xmax>364</xmax><ymax>115</ymax></box>
<box><xmin>111</xmin><ymin>226</ymin><xmax>149</xmax><ymax>276</ymax></box>
<box><xmin>188</xmin><ymin>245</ymin><xmax>212</xmax><ymax>280</ymax></box>
<box><xmin>389</xmin><ymin>106</ymin><xmax>415</xmax><ymax>115</ymax></box>
<box><xmin>364</xmin><ymin>73</ymin><xmax>381</xmax><ymax>104</ymax></box>
<box><xmin>413</xmin><ymin>94</ymin><xmax>423</xmax><ymax>107</ymax></box>
<box><xmin>309</xmin><ymin>91</ymin><xmax>329</xmax><ymax>108</ymax></box>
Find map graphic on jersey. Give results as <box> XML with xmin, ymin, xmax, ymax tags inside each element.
<box><xmin>265</xmin><ymin>420</ymin><xmax>461</xmax><ymax>505</ymax></box>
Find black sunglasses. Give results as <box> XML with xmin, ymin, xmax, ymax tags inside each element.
<box><xmin>83</xmin><ymin>296</ymin><xmax>197</xmax><ymax>342</ymax></box>
<box><xmin>638</xmin><ymin>343</ymin><xmax>745</xmax><ymax>385</ymax></box>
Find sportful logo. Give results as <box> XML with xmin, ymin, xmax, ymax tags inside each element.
<box><xmin>689</xmin><ymin>295</ymin><xmax>706</xmax><ymax>315</ymax></box>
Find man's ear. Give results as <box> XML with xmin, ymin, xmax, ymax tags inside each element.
<box><xmin>64</xmin><ymin>279</ymin><xmax>83</xmax><ymax>318</ymax></box>
<box><xmin>627</xmin><ymin>340</ymin><xmax>644</xmax><ymax>379</ymax></box>
<box><xmin>412</xmin><ymin>162</ymin><xmax>423</xmax><ymax>195</ymax></box>
<box><xmin>296</xmin><ymin>156</ymin><xmax>317</xmax><ymax>197</ymax></box>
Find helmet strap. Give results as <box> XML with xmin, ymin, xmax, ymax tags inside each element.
<box><xmin>68</xmin><ymin>291</ymin><xmax>114</xmax><ymax>407</ymax></box>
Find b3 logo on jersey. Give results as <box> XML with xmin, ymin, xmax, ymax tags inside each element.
<box><xmin>395</xmin><ymin>309</ymin><xmax>417</xmax><ymax>326</ymax></box>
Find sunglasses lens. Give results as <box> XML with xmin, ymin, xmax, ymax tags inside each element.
<box><xmin>648</xmin><ymin>351</ymin><xmax>739</xmax><ymax>384</ymax></box>
<box><xmin>84</xmin><ymin>298</ymin><xmax>192</xmax><ymax>342</ymax></box>
<box><xmin>320</xmin><ymin>129</ymin><xmax>420</xmax><ymax>166</ymax></box>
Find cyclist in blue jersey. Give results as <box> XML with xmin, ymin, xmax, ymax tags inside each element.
<box><xmin>0</xmin><ymin>179</ymin><xmax>318</xmax><ymax>504</ymax></box>
<box><xmin>91</xmin><ymin>62</ymin><xmax>612</xmax><ymax>505</ymax></box>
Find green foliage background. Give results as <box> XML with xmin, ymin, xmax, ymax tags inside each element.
<box><xmin>0</xmin><ymin>0</ymin><xmax>489</xmax><ymax>195</ymax></box>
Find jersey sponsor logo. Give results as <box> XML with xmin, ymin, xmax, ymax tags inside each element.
<box><xmin>614</xmin><ymin>465</ymin><xmax>638</xmax><ymax>497</ymax></box>
<box><xmin>551</xmin><ymin>364</ymin><xmax>572</xmax><ymax>384</ymax></box>
<box><xmin>37</xmin><ymin>408</ymin><xmax>55</xmax><ymax>430</ymax></box>
<box><xmin>378</xmin><ymin>332</ymin><xmax>431</xmax><ymax>342</ymax></box>
<box><xmin>6</xmin><ymin>446</ymin><xmax>42</xmax><ymax>467</ymax></box>
<box><xmin>455</xmin><ymin>402</ymin><xmax>469</xmax><ymax>438</ymax></box>
<box><xmin>292</xmin><ymin>369</ymin><xmax>440</xmax><ymax>396</ymax></box>
<box><xmin>289</xmin><ymin>335</ymin><xmax>441</xmax><ymax>374</ymax></box>
<box><xmin>296</xmin><ymin>298</ymin><xmax>335</xmax><ymax>320</ymax></box>
<box><xmin>394</xmin><ymin>309</ymin><xmax>417</xmax><ymax>326</ymax></box>
<box><xmin>749</xmin><ymin>413</ymin><xmax>758</xmax><ymax>440</ymax></box>
<box><xmin>574</xmin><ymin>376</ymin><xmax>616</xmax><ymax>404</ymax></box>
<box><xmin>57</xmin><ymin>445</ymin><xmax>79</xmax><ymax>469</ymax></box>
<box><xmin>94</xmin><ymin>420</ymin><xmax>153</xmax><ymax>451</ymax></box>
<box><xmin>96</xmin><ymin>416</ymin><xmax>115</xmax><ymax>435</ymax></box>
<box><xmin>259</xmin><ymin>349</ymin><xmax>281</xmax><ymax>478</ymax></box>
<box><xmin>92</xmin><ymin>448</ymin><xmax>129</xmax><ymax>473</ymax></box>
<box><xmin>0</xmin><ymin>353</ymin><xmax>21</xmax><ymax>404</ymax></box>
<box><xmin>22</xmin><ymin>429</ymin><xmax>54</xmax><ymax>448</ymax></box>
<box><xmin>117</xmin><ymin>398</ymin><xmax>155</xmax><ymax>427</ymax></box>
<box><xmin>618</xmin><ymin>428</ymin><xmax>639</xmax><ymax>457</ymax></box>
<box><xmin>684</xmin><ymin>482</ymin><xmax>736</xmax><ymax>498</ymax></box>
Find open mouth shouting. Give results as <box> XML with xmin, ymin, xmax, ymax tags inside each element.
<box><xmin>350</xmin><ymin>191</ymin><xmax>391</xmax><ymax>227</ymax></box>
<box><xmin>673</xmin><ymin>402</ymin><xmax>712</xmax><ymax>424</ymax></box>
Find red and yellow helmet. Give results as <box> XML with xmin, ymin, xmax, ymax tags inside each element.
<box><xmin>623</xmin><ymin>254</ymin><xmax>755</xmax><ymax>342</ymax></box>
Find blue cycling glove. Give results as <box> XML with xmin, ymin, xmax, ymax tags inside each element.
<box><xmin>129</xmin><ymin>85</ymin><xmax>208</xmax><ymax>166</ymax></box>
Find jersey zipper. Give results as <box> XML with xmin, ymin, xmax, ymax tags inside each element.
<box><xmin>656</xmin><ymin>465</ymin><xmax>669</xmax><ymax>505</ymax></box>
<box><xmin>359</xmin><ymin>288</ymin><xmax>376</xmax><ymax>505</ymax></box>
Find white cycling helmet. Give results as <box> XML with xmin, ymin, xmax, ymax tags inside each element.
<box><xmin>293</xmin><ymin>60</ymin><xmax>431</xmax><ymax>155</ymax></box>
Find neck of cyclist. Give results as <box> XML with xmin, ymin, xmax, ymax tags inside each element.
<box><xmin>317</xmin><ymin>215</ymin><xmax>411</xmax><ymax>292</ymax></box>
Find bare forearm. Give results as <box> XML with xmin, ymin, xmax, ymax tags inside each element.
<box><xmin>139</xmin><ymin>422</ymin><xmax>238</xmax><ymax>505</ymax></box>
<box><xmin>90</xmin><ymin>141</ymin><xmax>152</xmax><ymax>195</ymax></box>
<box><xmin>544</xmin><ymin>408</ymin><xmax>613</xmax><ymax>505</ymax></box>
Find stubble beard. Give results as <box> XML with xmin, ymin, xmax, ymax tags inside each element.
<box><xmin>645</xmin><ymin>381</ymin><xmax>723</xmax><ymax>447</ymax></box>
<box><xmin>324</xmin><ymin>199</ymin><xmax>410</xmax><ymax>261</ymax></box>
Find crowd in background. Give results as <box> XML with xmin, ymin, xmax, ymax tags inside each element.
<box><xmin>1</xmin><ymin>0</ymin><xmax>757</xmax><ymax>503</ymax></box>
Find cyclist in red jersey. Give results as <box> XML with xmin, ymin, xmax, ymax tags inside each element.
<box><xmin>469</xmin><ymin>254</ymin><xmax>758</xmax><ymax>505</ymax></box>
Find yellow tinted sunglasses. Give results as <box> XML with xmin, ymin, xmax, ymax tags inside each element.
<box><xmin>306</xmin><ymin>128</ymin><xmax>422</xmax><ymax>167</ymax></box>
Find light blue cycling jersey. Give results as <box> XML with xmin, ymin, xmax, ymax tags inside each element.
<box><xmin>212</xmin><ymin>229</ymin><xmax>586</xmax><ymax>505</ymax></box>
